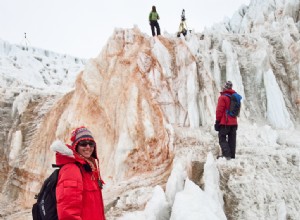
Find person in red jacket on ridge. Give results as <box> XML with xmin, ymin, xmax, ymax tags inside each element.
<box><xmin>52</xmin><ymin>126</ymin><xmax>105</xmax><ymax>220</ymax></box>
<box><xmin>215</xmin><ymin>81</ymin><xmax>238</xmax><ymax>160</ymax></box>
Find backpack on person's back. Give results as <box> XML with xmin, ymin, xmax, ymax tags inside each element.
<box><xmin>224</xmin><ymin>92</ymin><xmax>242</xmax><ymax>117</ymax></box>
<box><xmin>32</xmin><ymin>163</ymin><xmax>80</xmax><ymax>220</ymax></box>
<box><xmin>32</xmin><ymin>165</ymin><xmax>60</xmax><ymax>220</ymax></box>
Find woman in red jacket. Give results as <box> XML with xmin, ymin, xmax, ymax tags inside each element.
<box><xmin>52</xmin><ymin>126</ymin><xmax>105</xmax><ymax>220</ymax></box>
<box><xmin>215</xmin><ymin>81</ymin><xmax>238</xmax><ymax>160</ymax></box>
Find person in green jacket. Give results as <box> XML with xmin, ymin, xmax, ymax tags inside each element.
<box><xmin>149</xmin><ymin>6</ymin><xmax>161</xmax><ymax>36</ymax></box>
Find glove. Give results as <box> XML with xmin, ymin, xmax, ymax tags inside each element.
<box><xmin>214</xmin><ymin>120</ymin><xmax>220</xmax><ymax>131</ymax></box>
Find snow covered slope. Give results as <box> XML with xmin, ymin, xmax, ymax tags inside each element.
<box><xmin>0</xmin><ymin>39</ymin><xmax>85</xmax><ymax>92</ymax></box>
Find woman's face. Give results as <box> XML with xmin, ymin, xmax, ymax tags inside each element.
<box><xmin>77</xmin><ymin>140</ymin><xmax>96</xmax><ymax>158</ymax></box>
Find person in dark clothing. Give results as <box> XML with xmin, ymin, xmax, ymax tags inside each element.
<box><xmin>149</xmin><ymin>6</ymin><xmax>161</xmax><ymax>36</ymax></box>
<box><xmin>215</xmin><ymin>81</ymin><xmax>238</xmax><ymax>160</ymax></box>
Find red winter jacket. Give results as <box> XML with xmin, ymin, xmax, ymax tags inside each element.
<box><xmin>216</xmin><ymin>89</ymin><xmax>238</xmax><ymax>125</ymax></box>
<box><xmin>52</xmin><ymin>141</ymin><xmax>105</xmax><ymax>220</ymax></box>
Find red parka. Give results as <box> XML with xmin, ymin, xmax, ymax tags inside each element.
<box><xmin>52</xmin><ymin>140</ymin><xmax>105</xmax><ymax>220</ymax></box>
<box><xmin>216</xmin><ymin>89</ymin><xmax>238</xmax><ymax>125</ymax></box>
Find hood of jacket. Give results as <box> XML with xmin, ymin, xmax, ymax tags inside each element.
<box><xmin>220</xmin><ymin>88</ymin><xmax>236</xmax><ymax>96</ymax></box>
<box><xmin>50</xmin><ymin>140</ymin><xmax>96</xmax><ymax>166</ymax></box>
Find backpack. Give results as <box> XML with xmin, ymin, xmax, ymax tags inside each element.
<box><xmin>32</xmin><ymin>164</ymin><xmax>61</xmax><ymax>220</ymax></box>
<box><xmin>32</xmin><ymin>163</ymin><xmax>81</xmax><ymax>220</ymax></box>
<box><xmin>224</xmin><ymin>93</ymin><xmax>242</xmax><ymax>117</ymax></box>
<box><xmin>150</xmin><ymin>12</ymin><xmax>159</xmax><ymax>21</ymax></box>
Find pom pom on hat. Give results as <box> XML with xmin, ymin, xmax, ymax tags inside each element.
<box><xmin>223</xmin><ymin>81</ymin><xmax>233</xmax><ymax>90</ymax></box>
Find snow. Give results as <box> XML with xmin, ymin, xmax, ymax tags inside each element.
<box><xmin>144</xmin><ymin>186</ymin><xmax>169</xmax><ymax>220</ymax></box>
<box><xmin>0</xmin><ymin>38</ymin><xmax>84</xmax><ymax>93</ymax></box>
<box><xmin>9</xmin><ymin>130</ymin><xmax>23</xmax><ymax>165</ymax></box>
<box><xmin>152</xmin><ymin>38</ymin><xmax>172</xmax><ymax>79</ymax></box>
<box><xmin>171</xmin><ymin>178</ymin><xmax>224</xmax><ymax>220</ymax></box>
<box><xmin>117</xmin><ymin>153</ymin><xmax>227</xmax><ymax>220</ymax></box>
<box><xmin>141</xmin><ymin>99</ymin><xmax>155</xmax><ymax>139</ymax></box>
<box><xmin>168</xmin><ymin>153</ymin><xmax>227</xmax><ymax>220</ymax></box>
<box><xmin>120</xmin><ymin>186</ymin><xmax>170</xmax><ymax>220</ymax></box>
<box><xmin>186</xmin><ymin>62</ymin><xmax>200</xmax><ymax>128</ymax></box>
<box><xmin>11</xmin><ymin>91</ymin><xmax>31</xmax><ymax>117</ymax></box>
<box><xmin>221</xmin><ymin>39</ymin><xmax>245</xmax><ymax>99</ymax></box>
<box><xmin>264</xmin><ymin>69</ymin><xmax>293</xmax><ymax>129</ymax></box>
<box><xmin>165</xmin><ymin>160</ymin><xmax>187</xmax><ymax>206</ymax></box>
<box><xmin>203</xmin><ymin>153</ymin><xmax>225</xmax><ymax>217</ymax></box>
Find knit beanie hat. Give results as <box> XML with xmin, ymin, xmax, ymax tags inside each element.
<box><xmin>70</xmin><ymin>126</ymin><xmax>95</xmax><ymax>150</ymax></box>
<box><xmin>223</xmin><ymin>81</ymin><xmax>233</xmax><ymax>90</ymax></box>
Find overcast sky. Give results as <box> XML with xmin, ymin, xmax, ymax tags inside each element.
<box><xmin>0</xmin><ymin>0</ymin><xmax>250</xmax><ymax>59</ymax></box>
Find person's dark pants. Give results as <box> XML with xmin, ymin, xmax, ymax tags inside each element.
<box><xmin>150</xmin><ymin>21</ymin><xmax>160</xmax><ymax>36</ymax></box>
<box><xmin>218</xmin><ymin>125</ymin><xmax>237</xmax><ymax>158</ymax></box>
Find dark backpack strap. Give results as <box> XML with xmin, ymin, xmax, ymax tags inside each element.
<box><xmin>52</xmin><ymin>164</ymin><xmax>61</xmax><ymax>168</ymax></box>
<box><xmin>223</xmin><ymin>93</ymin><xmax>231</xmax><ymax>98</ymax></box>
<box><xmin>223</xmin><ymin>94</ymin><xmax>231</xmax><ymax>122</ymax></box>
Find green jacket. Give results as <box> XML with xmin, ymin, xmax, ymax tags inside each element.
<box><xmin>149</xmin><ymin>12</ymin><xmax>159</xmax><ymax>21</ymax></box>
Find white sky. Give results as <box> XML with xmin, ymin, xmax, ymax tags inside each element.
<box><xmin>0</xmin><ymin>0</ymin><xmax>250</xmax><ymax>59</ymax></box>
